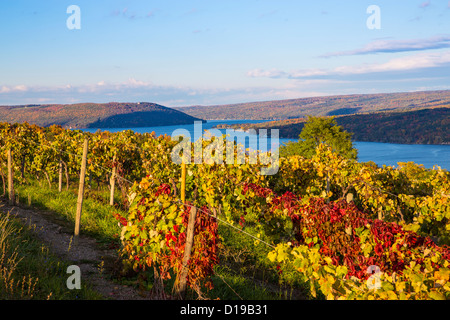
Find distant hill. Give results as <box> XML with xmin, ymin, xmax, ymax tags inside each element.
<box><xmin>0</xmin><ymin>102</ymin><xmax>204</xmax><ymax>129</ymax></box>
<box><xmin>175</xmin><ymin>90</ymin><xmax>450</xmax><ymax>120</ymax></box>
<box><xmin>216</xmin><ymin>107</ymin><xmax>450</xmax><ymax>145</ymax></box>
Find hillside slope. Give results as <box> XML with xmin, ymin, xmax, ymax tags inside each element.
<box><xmin>216</xmin><ymin>107</ymin><xmax>450</xmax><ymax>145</ymax></box>
<box><xmin>175</xmin><ymin>90</ymin><xmax>450</xmax><ymax>120</ymax></box>
<box><xmin>0</xmin><ymin>102</ymin><xmax>204</xmax><ymax>129</ymax></box>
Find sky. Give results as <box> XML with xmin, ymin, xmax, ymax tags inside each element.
<box><xmin>1</xmin><ymin>0</ymin><xmax>450</xmax><ymax>107</ymax></box>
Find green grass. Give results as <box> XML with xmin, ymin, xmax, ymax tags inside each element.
<box><xmin>0</xmin><ymin>211</ymin><xmax>104</xmax><ymax>300</ymax></box>
<box><xmin>208</xmin><ymin>267</ymin><xmax>276</xmax><ymax>300</ymax></box>
<box><xmin>212</xmin><ymin>223</ymin><xmax>311</xmax><ymax>300</ymax></box>
<box><xmin>14</xmin><ymin>179</ymin><xmax>124</xmax><ymax>247</ymax></box>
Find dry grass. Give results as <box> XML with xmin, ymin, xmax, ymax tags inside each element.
<box><xmin>0</xmin><ymin>211</ymin><xmax>39</xmax><ymax>299</ymax></box>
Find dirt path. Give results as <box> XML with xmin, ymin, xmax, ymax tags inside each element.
<box><xmin>0</xmin><ymin>199</ymin><xmax>150</xmax><ymax>300</ymax></box>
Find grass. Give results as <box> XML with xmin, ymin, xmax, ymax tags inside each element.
<box><xmin>0</xmin><ymin>211</ymin><xmax>103</xmax><ymax>299</ymax></box>
<box><xmin>209</xmin><ymin>267</ymin><xmax>276</xmax><ymax>300</ymax></box>
<box><xmin>14</xmin><ymin>179</ymin><xmax>123</xmax><ymax>247</ymax></box>
<box><xmin>211</xmin><ymin>223</ymin><xmax>311</xmax><ymax>300</ymax></box>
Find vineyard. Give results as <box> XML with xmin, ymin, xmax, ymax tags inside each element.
<box><xmin>0</xmin><ymin>121</ymin><xmax>449</xmax><ymax>300</ymax></box>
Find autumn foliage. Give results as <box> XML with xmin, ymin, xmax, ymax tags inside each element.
<box><xmin>1</xmin><ymin>121</ymin><xmax>449</xmax><ymax>299</ymax></box>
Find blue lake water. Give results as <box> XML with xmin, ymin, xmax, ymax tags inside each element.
<box><xmin>82</xmin><ymin>120</ymin><xmax>450</xmax><ymax>170</ymax></box>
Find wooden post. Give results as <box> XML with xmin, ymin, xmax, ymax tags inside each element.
<box><xmin>0</xmin><ymin>171</ymin><xmax>5</xmax><ymax>197</ymax></box>
<box><xmin>346</xmin><ymin>192</ymin><xmax>354</xmax><ymax>203</ymax></box>
<box><xmin>181</xmin><ymin>159</ymin><xmax>186</xmax><ymax>204</ymax></box>
<box><xmin>176</xmin><ymin>206</ymin><xmax>197</xmax><ymax>299</ymax></box>
<box><xmin>74</xmin><ymin>139</ymin><xmax>88</xmax><ymax>242</ymax></box>
<box><xmin>43</xmin><ymin>171</ymin><xmax>52</xmax><ymax>189</ymax></box>
<box><xmin>378</xmin><ymin>208</ymin><xmax>383</xmax><ymax>221</ymax></box>
<box><xmin>110</xmin><ymin>153</ymin><xmax>116</xmax><ymax>206</ymax></box>
<box><xmin>63</xmin><ymin>161</ymin><xmax>69</xmax><ymax>191</ymax></box>
<box><xmin>326</xmin><ymin>173</ymin><xmax>330</xmax><ymax>194</ymax></box>
<box><xmin>20</xmin><ymin>156</ymin><xmax>25</xmax><ymax>180</ymax></box>
<box><xmin>7</xmin><ymin>149</ymin><xmax>14</xmax><ymax>205</ymax></box>
<box><xmin>58</xmin><ymin>159</ymin><xmax>63</xmax><ymax>193</ymax></box>
<box><xmin>324</xmin><ymin>172</ymin><xmax>330</xmax><ymax>203</ymax></box>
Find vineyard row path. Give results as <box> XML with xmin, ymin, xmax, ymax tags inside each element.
<box><xmin>0</xmin><ymin>198</ymin><xmax>151</xmax><ymax>300</ymax></box>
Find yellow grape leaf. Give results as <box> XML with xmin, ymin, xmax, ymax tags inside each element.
<box><xmin>267</xmin><ymin>251</ymin><xmax>277</xmax><ymax>263</ymax></box>
<box><xmin>149</xmin><ymin>229</ymin><xmax>158</xmax><ymax>238</ymax></box>
<box><xmin>386</xmin><ymin>289</ymin><xmax>399</xmax><ymax>300</ymax></box>
<box><xmin>310</xmin><ymin>280</ymin><xmax>317</xmax><ymax>298</ymax></box>
<box><xmin>345</xmin><ymin>225</ymin><xmax>352</xmax><ymax>236</ymax></box>
<box><xmin>395</xmin><ymin>281</ymin><xmax>406</xmax><ymax>292</ymax></box>
<box><xmin>429</xmin><ymin>291</ymin><xmax>446</xmax><ymax>300</ymax></box>
<box><xmin>399</xmin><ymin>292</ymin><xmax>409</xmax><ymax>300</ymax></box>
<box><xmin>323</xmin><ymin>256</ymin><xmax>333</xmax><ymax>264</ymax></box>
<box><xmin>434</xmin><ymin>268</ymin><xmax>450</xmax><ymax>281</ymax></box>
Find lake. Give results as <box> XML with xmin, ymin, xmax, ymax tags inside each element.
<box><xmin>82</xmin><ymin>120</ymin><xmax>450</xmax><ymax>170</ymax></box>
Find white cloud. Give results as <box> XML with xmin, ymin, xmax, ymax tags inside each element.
<box><xmin>248</xmin><ymin>50</ymin><xmax>450</xmax><ymax>79</ymax></box>
<box><xmin>0</xmin><ymin>86</ymin><xmax>11</xmax><ymax>93</ymax></box>
<box><xmin>124</xmin><ymin>78</ymin><xmax>152</xmax><ymax>87</ymax></box>
<box><xmin>2</xmin><ymin>54</ymin><xmax>449</xmax><ymax>107</ymax></box>
<box><xmin>247</xmin><ymin>69</ymin><xmax>287</xmax><ymax>78</ymax></box>
<box><xmin>0</xmin><ymin>85</ymin><xmax>29</xmax><ymax>93</ymax></box>
<box><xmin>322</xmin><ymin>35</ymin><xmax>450</xmax><ymax>57</ymax></box>
<box><xmin>0</xmin><ymin>79</ymin><xmax>272</xmax><ymax>107</ymax></box>
<box><xmin>14</xmin><ymin>85</ymin><xmax>28</xmax><ymax>91</ymax></box>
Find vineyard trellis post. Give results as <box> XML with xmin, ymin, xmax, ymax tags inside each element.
<box><xmin>110</xmin><ymin>153</ymin><xmax>116</xmax><ymax>206</ymax></box>
<box><xmin>58</xmin><ymin>158</ymin><xmax>63</xmax><ymax>193</ymax></box>
<box><xmin>174</xmin><ymin>154</ymin><xmax>196</xmax><ymax>299</ymax></box>
<box><xmin>74</xmin><ymin>138</ymin><xmax>88</xmax><ymax>243</ymax></box>
<box><xmin>181</xmin><ymin>158</ymin><xmax>186</xmax><ymax>204</ymax></box>
<box><xmin>175</xmin><ymin>205</ymin><xmax>197</xmax><ymax>299</ymax></box>
<box><xmin>7</xmin><ymin>149</ymin><xmax>14</xmax><ymax>205</ymax></box>
<box><xmin>63</xmin><ymin>161</ymin><xmax>69</xmax><ymax>191</ymax></box>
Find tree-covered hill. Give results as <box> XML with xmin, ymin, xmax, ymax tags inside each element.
<box><xmin>216</xmin><ymin>107</ymin><xmax>450</xmax><ymax>145</ymax></box>
<box><xmin>176</xmin><ymin>90</ymin><xmax>450</xmax><ymax>120</ymax></box>
<box><xmin>0</xmin><ymin>102</ymin><xmax>204</xmax><ymax>129</ymax></box>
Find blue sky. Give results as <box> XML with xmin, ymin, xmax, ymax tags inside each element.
<box><xmin>1</xmin><ymin>0</ymin><xmax>450</xmax><ymax>107</ymax></box>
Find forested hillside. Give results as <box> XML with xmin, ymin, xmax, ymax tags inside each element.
<box><xmin>176</xmin><ymin>90</ymin><xmax>450</xmax><ymax>120</ymax></box>
<box><xmin>0</xmin><ymin>102</ymin><xmax>204</xmax><ymax>129</ymax></box>
<box><xmin>216</xmin><ymin>108</ymin><xmax>450</xmax><ymax>145</ymax></box>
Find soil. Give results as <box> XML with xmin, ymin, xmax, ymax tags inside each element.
<box><xmin>0</xmin><ymin>199</ymin><xmax>151</xmax><ymax>300</ymax></box>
